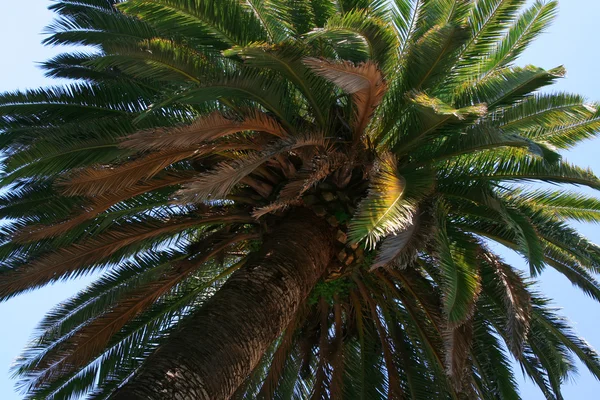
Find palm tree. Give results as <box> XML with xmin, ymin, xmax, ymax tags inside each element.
<box><xmin>2</xmin><ymin>0</ymin><xmax>600</xmax><ymax>398</ymax></box>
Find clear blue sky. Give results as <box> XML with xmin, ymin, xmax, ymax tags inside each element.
<box><xmin>0</xmin><ymin>1</ymin><xmax>599</xmax><ymax>399</ymax></box>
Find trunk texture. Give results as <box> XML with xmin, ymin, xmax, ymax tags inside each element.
<box><xmin>111</xmin><ymin>209</ymin><xmax>335</xmax><ymax>399</ymax></box>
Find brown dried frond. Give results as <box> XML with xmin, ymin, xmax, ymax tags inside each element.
<box><xmin>60</xmin><ymin>149</ymin><xmax>200</xmax><ymax>197</ymax></box>
<box><xmin>273</xmin><ymin>154</ymin><xmax>296</xmax><ymax>178</ymax></box>
<box><xmin>0</xmin><ymin>213</ymin><xmax>253</xmax><ymax>300</ymax></box>
<box><xmin>60</xmin><ymin>137</ymin><xmax>263</xmax><ymax>198</ymax></box>
<box><xmin>16</xmin><ymin>172</ymin><xmax>198</xmax><ymax>242</ymax></box>
<box><xmin>287</xmin><ymin>152</ymin><xmax>348</xmax><ymax>199</ymax></box>
<box><xmin>252</xmin><ymin>151</ymin><xmax>347</xmax><ymax>219</ymax></box>
<box><xmin>444</xmin><ymin>319</ymin><xmax>474</xmax><ymax>392</ymax></box>
<box><xmin>240</xmin><ymin>176</ymin><xmax>274</xmax><ymax>199</ymax></box>
<box><xmin>175</xmin><ymin>135</ymin><xmax>326</xmax><ymax>203</ymax></box>
<box><xmin>120</xmin><ymin>111</ymin><xmax>287</xmax><ymax>151</ymax></box>
<box><xmin>279</xmin><ymin>151</ymin><xmax>347</xmax><ymax>200</ymax></box>
<box><xmin>29</xmin><ymin>233</ymin><xmax>258</xmax><ymax>387</ymax></box>
<box><xmin>251</xmin><ymin>199</ymin><xmax>302</xmax><ymax>219</ymax></box>
<box><xmin>304</xmin><ymin>58</ymin><xmax>387</xmax><ymax>137</ymax></box>
<box><xmin>175</xmin><ymin>152</ymin><xmax>268</xmax><ymax>203</ymax></box>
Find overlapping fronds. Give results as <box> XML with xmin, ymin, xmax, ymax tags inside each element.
<box><xmin>174</xmin><ymin>134</ymin><xmax>326</xmax><ymax>203</ymax></box>
<box><xmin>22</xmin><ymin>233</ymin><xmax>255</xmax><ymax>392</ymax></box>
<box><xmin>305</xmin><ymin>10</ymin><xmax>397</xmax><ymax>70</ymax></box>
<box><xmin>304</xmin><ymin>58</ymin><xmax>387</xmax><ymax>137</ymax></box>
<box><xmin>0</xmin><ymin>212</ymin><xmax>251</xmax><ymax>300</ymax></box>
<box><xmin>16</xmin><ymin>172</ymin><xmax>198</xmax><ymax>242</ymax></box>
<box><xmin>118</xmin><ymin>0</ymin><xmax>269</xmax><ymax>47</ymax></box>
<box><xmin>4</xmin><ymin>0</ymin><xmax>600</xmax><ymax>399</ymax></box>
<box><xmin>435</xmin><ymin>221</ymin><xmax>482</xmax><ymax>326</ymax></box>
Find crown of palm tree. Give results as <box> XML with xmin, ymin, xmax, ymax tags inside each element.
<box><xmin>2</xmin><ymin>0</ymin><xmax>600</xmax><ymax>399</ymax></box>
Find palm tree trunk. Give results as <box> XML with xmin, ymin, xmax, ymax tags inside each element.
<box><xmin>111</xmin><ymin>209</ymin><xmax>335</xmax><ymax>399</ymax></box>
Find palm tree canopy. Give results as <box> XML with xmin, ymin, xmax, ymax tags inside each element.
<box><xmin>2</xmin><ymin>0</ymin><xmax>600</xmax><ymax>398</ymax></box>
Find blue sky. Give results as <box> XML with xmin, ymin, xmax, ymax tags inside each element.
<box><xmin>0</xmin><ymin>1</ymin><xmax>599</xmax><ymax>398</ymax></box>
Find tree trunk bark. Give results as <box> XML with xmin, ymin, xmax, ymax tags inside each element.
<box><xmin>111</xmin><ymin>209</ymin><xmax>335</xmax><ymax>399</ymax></box>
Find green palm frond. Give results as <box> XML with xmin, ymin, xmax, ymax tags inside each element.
<box><xmin>524</xmin><ymin>107</ymin><xmax>600</xmax><ymax>149</ymax></box>
<box><xmin>43</xmin><ymin>4</ymin><xmax>159</xmax><ymax>48</ymax></box>
<box><xmin>459</xmin><ymin>0</ymin><xmax>526</xmax><ymax>65</ymax></box>
<box><xmin>402</xmin><ymin>23</ymin><xmax>469</xmax><ymax>91</ymax></box>
<box><xmin>436</xmin><ymin>213</ymin><xmax>482</xmax><ymax>326</ymax></box>
<box><xmin>118</xmin><ymin>0</ymin><xmax>268</xmax><ymax>47</ymax></box>
<box><xmin>455</xmin><ymin>65</ymin><xmax>566</xmax><ymax>109</ymax></box>
<box><xmin>443</xmin><ymin>151</ymin><xmax>600</xmax><ymax>190</ymax></box>
<box><xmin>349</xmin><ymin>154</ymin><xmax>432</xmax><ymax>247</ymax></box>
<box><xmin>498</xmin><ymin>93</ymin><xmax>596</xmax><ymax>131</ymax></box>
<box><xmin>482</xmin><ymin>0</ymin><xmax>558</xmax><ymax>75</ymax></box>
<box><xmin>507</xmin><ymin>189</ymin><xmax>600</xmax><ymax>223</ymax></box>
<box><xmin>224</xmin><ymin>43</ymin><xmax>334</xmax><ymax>125</ymax></box>
<box><xmin>305</xmin><ymin>10</ymin><xmax>397</xmax><ymax>69</ymax></box>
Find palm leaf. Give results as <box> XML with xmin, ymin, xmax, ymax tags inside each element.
<box><xmin>436</xmin><ymin>216</ymin><xmax>482</xmax><ymax>326</ymax></box>
<box><xmin>480</xmin><ymin>252</ymin><xmax>531</xmax><ymax>357</ymax></box>
<box><xmin>16</xmin><ymin>172</ymin><xmax>197</xmax><ymax>242</ymax></box>
<box><xmin>0</xmin><ymin>213</ymin><xmax>251</xmax><ymax>300</ymax></box>
<box><xmin>121</xmin><ymin>110</ymin><xmax>287</xmax><ymax>151</ymax></box>
<box><xmin>482</xmin><ymin>0</ymin><xmax>558</xmax><ymax>75</ymax></box>
<box><xmin>174</xmin><ymin>135</ymin><xmax>325</xmax><ymax>202</ymax></box>
<box><xmin>59</xmin><ymin>149</ymin><xmax>202</xmax><ymax>197</ymax></box>
<box><xmin>119</xmin><ymin>0</ymin><xmax>268</xmax><ymax>47</ymax></box>
<box><xmin>348</xmin><ymin>153</ymin><xmax>413</xmax><ymax>248</ymax></box>
<box><xmin>304</xmin><ymin>58</ymin><xmax>386</xmax><ymax>137</ymax></box>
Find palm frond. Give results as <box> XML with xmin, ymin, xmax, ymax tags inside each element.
<box><xmin>458</xmin><ymin>0</ymin><xmax>525</xmax><ymax>66</ymax></box>
<box><xmin>444</xmin><ymin>319</ymin><xmax>473</xmax><ymax>391</ymax></box>
<box><xmin>119</xmin><ymin>0</ymin><xmax>268</xmax><ymax>47</ymax></box>
<box><xmin>348</xmin><ymin>153</ymin><xmax>413</xmax><ymax>248</ymax></box>
<box><xmin>482</xmin><ymin>0</ymin><xmax>558</xmax><ymax>75</ymax></box>
<box><xmin>121</xmin><ymin>110</ymin><xmax>287</xmax><ymax>151</ymax></box>
<box><xmin>401</xmin><ymin>23</ymin><xmax>469</xmax><ymax>91</ymax></box>
<box><xmin>443</xmin><ymin>151</ymin><xmax>600</xmax><ymax>190</ymax></box>
<box><xmin>0</xmin><ymin>213</ymin><xmax>251</xmax><ymax>301</ymax></box>
<box><xmin>436</xmin><ymin>216</ymin><xmax>482</xmax><ymax>326</ymax></box>
<box><xmin>16</xmin><ymin>172</ymin><xmax>197</xmax><ymax>242</ymax></box>
<box><xmin>304</xmin><ymin>58</ymin><xmax>386</xmax><ymax>137</ymax></box>
<box><xmin>174</xmin><ymin>135</ymin><xmax>325</xmax><ymax>203</ymax></box>
<box><xmin>59</xmin><ymin>149</ymin><xmax>201</xmax><ymax>197</ymax></box>
<box><xmin>508</xmin><ymin>189</ymin><xmax>600</xmax><ymax>223</ymax></box>
<box><xmin>455</xmin><ymin>65</ymin><xmax>566</xmax><ymax>109</ymax></box>
<box><xmin>480</xmin><ymin>252</ymin><xmax>531</xmax><ymax>357</ymax></box>
<box><xmin>305</xmin><ymin>10</ymin><xmax>397</xmax><ymax>69</ymax></box>
<box><xmin>225</xmin><ymin>43</ymin><xmax>334</xmax><ymax>125</ymax></box>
